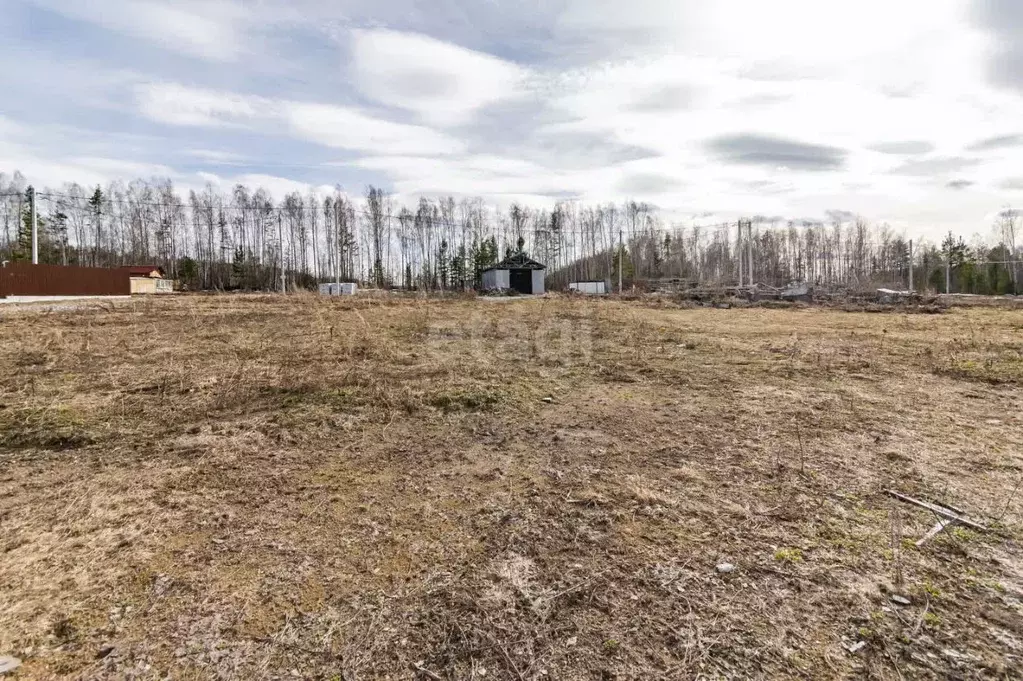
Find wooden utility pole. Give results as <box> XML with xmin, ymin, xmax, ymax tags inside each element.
<box><xmin>946</xmin><ymin>252</ymin><xmax>951</xmax><ymax>294</ymax></box>
<box><xmin>278</xmin><ymin>211</ymin><xmax>286</xmax><ymax>294</ymax></box>
<box><xmin>746</xmin><ymin>220</ymin><xmax>753</xmax><ymax>286</ymax></box>
<box><xmin>29</xmin><ymin>187</ymin><xmax>38</xmax><ymax>265</ymax></box>
<box><xmin>908</xmin><ymin>240</ymin><xmax>914</xmax><ymax>291</ymax></box>
<box><xmin>618</xmin><ymin>228</ymin><xmax>623</xmax><ymax>293</ymax></box>
<box><xmin>737</xmin><ymin>221</ymin><xmax>744</xmax><ymax>288</ymax></box>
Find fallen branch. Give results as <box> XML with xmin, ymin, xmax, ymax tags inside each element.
<box><xmin>885</xmin><ymin>490</ymin><xmax>988</xmax><ymax>532</ymax></box>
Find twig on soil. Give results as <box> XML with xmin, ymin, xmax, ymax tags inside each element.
<box><xmin>890</xmin><ymin>503</ymin><xmax>904</xmax><ymax>590</ymax></box>
<box><xmin>495</xmin><ymin>639</ymin><xmax>526</xmax><ymax>681</ymax></box>
<box><xmin>410</xmin><ymin>661</ymin><xmax>443</xmax><ymax>680</ymax></box>
<box><xmin>543</xmin><ymin>571</ymin><xmax>606</xmax><ymax>603</ymax></box>
<box><xmin>795</xmin><ymin>420</ymin><xmax>806</xmax><ymax>476</ymax></box>
<box><xmin>252</xmin><ymin>636</ymin><xmax>344</xmax><ymax>662</ymax></box>
<box><xmin>997</xmin><ymin>473</ymin><xmax>1023</xmax><ymax>522</ymax></box>
<box><xmin>911</xmin><ymin>596</ymin><xmax>931</xmax><ymax>638</ymax></box>
<box><xmin>880</xmin><ymin>639</ymin><xmax>906</xmax><ymax>681</ymax></box>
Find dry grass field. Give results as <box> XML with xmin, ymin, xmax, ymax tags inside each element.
<box><xmin>2</xmin><ymin>294</ymin><xmax>1023</xmax><ymax>680</ymax></box>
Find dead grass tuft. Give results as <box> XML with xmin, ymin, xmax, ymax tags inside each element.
<box><xmin>935</xmin><ymin>357</ymin><xmax>1023</xmax><ymax>385</ymax></box>
<box><xmin>428</xmin><ymin>385</ymin><xmax>505</xmax><ymax>412</ymax></box>
<box><xmin>622</xmin><ymin>475</ymin><xmax>678</xmax><ymax>507</ymax></box>
<box><xmin>0</xmin><ymin>406</ymin><xmax>95</xmax><ymax>451</ymax></box>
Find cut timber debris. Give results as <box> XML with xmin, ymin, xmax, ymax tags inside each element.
<box><xmin>885</xmin><ymin>490</ymin><xmax>989</xmax><ymax>546</ymax></box>
<box><xmin>916</xmin><ymin>518</ymin><xmax>955</xmax><ymax>547</ymax></box>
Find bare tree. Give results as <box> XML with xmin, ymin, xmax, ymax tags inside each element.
<box><xmin>366</xmin><ymin>186</ymin><xmax>385</xmax><ymax>287</ymax></box>
<box><xmin>998</xmin><ymin>208</ymin><xmax>1019</xmax><ymax>293</ymax></box>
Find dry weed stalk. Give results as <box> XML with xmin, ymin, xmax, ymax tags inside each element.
<box><xmin>890</xmin><ymin>504</ymin><xmax>904</xmax><ymax>590</ymax></box>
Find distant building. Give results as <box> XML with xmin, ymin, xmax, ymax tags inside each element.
<box><xmin>122</xmin><ymin>266</ymin><xmax>172</xmax><ymax>294</ymax></box>
<box><xmin>569</xmin><ymin>281</ymin><xmax>608</xmax><ymax>295</ymax></box>
<box><xmin>481</xmin><ymin>253</ymin><xmax>546</xmax><ymax>295</ymax></box>
<box><xmin>318</xmin><ymin>282</ymin><xmax>358</xmax><ymax>296</ymax></box>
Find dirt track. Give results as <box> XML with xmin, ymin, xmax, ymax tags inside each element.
<box><xmin>1</xmin><ymin>294</ymin><xmax>1022</xmax><ymax>679</ymax></box>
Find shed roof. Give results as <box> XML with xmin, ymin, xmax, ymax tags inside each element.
<box><xmin>483</xmin><ymin>252</ymin><xmax>546</xmax><ymax>272</ymax></box>
<box><xmin>122</xmin><ymin>266</ymin><xmax>166</xmax><ymax>278</ymax></box>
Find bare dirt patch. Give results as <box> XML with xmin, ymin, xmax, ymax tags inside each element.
<box><xmin>1</xmin><ymin>295</ymin><xmax>1022</xmax><ymax>679</ymax></box>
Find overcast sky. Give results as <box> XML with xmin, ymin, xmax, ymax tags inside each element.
<box><xmin>1</xmin><ymin>0</ymin><xmax>1021</xmax><ymax>237</ymax></box>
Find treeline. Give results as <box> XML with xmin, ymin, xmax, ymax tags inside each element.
<box><xmin>1</xmin><ymin>170</ymin><xmax>1019</xmax><ymax>294</ymax></box>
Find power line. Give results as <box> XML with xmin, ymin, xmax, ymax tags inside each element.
<box><xmin>0</xmin><ymin>190</ymin><xmax>888</xmax><ymax>245</ymax></box>
<box><xmin>0</xmin><ymin>189</ymin><xmax>741</xmax><ymax>237</ymax></box>
<box><xmin>0</xmin><ymin>190</ymin><xmax>1019</xmax><ymax>253</ymax></box>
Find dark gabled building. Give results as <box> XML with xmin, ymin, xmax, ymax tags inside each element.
<box><xmin>481</xmin><ymin>252</ymin><xmax>546</xmax><ymax>295</ymax></box>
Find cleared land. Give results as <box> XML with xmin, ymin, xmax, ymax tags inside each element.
<box><xmin>2</xmin><ymin>294</ymin><xmax>1023</xmax><ymax>680</ymax></box>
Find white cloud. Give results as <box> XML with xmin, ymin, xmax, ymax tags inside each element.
<box><xmin>0</xmin><ymin>136</ymin><xmax>181</xmax><ymax>189</ymax></box>
<box><xmin>285</xmin><ymin>102</ymin><xmax>466</xmax><ymax>155</ymax></box>
<box><xmin>136</xmin><ymin>83</ymin><xmax>270</xmax><ymax>127</ymax></box>
<box><xmin>187</xmin><ymin>149</ymin><xmax>249</xmax><ymax>164</ymax></box>
<box><xmin>349</xmin><ymin>29</ymin><xmax>528</xmax><ymax>126</ymax></box>
<box><xmin>134</xmin><ymin>82</ymin><xmax>466</xmax><ymax>156</ymax></box>
<box><xmin>353</xmin><ymin>154</ymin><xmax>556</xmax><ymax>197</ymax></box>
<box><xmin>27</xmin><ymin>0</ymin><xmax>249</xmax><ymax>61</ymax></box>
<box><xmin>229</xmin><ymin>174</ymin><xmax>332</xmax><ymax>199</ymax></box>
<box><xmin>196</xmin><ymin>171</ymin><xmax>222</xmax><ymax>185</ymax></box>
<box><xmin>557</xmin><ymin>0</ymin><xmax>963</xmax><ymax>62</ymax></box>
<box><xmin>350</xmin><ymin>153</ymin><xmax>693</xmax><ymax>207</ymax></box>
<box><xmin>68</xmin><ymin>157</ymin><xmax>177</xmax><ymax>178</ymax></box>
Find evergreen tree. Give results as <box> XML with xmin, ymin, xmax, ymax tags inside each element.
<box><xmin>470</xmin><ymin>236</ymin><xmax>499</xmax><ymax>289</ymax></box>
<box><xmin>232</xmin><ymin>245</ymin><xmax>246</xmax><ymax>289</ymax></box>
<box><xmin>13</xmin><ymin>188</ymin><xmax>45</xmax><ymax>262</ymax></box>
<box><xmin>366</xmin><ymin>186</ymin><xmax>386</xmax><ymax>288</ymax></box>
<box><xmin>469</xmin><ymin>237</ymin><xmax>482</xmax><ymax>288</ymax></box>
<box><xmin>50</xmin><ymin>211</ymin><xmax>68</xmax><ymax>265</ymax></box>
<box><xmin>88</xmin><ymin>187</ymin><xmax>103</xmax><ymax>266</ymax></box>
<box><xmin>612</xmin><ymin>244</ymin><xmax>634</xmax><ymax>282</ymax></box>
<box><xmin>451</xmin><ymin>244</ymin><xmax>467</xmax><ymax>290</ymax></box>
<box><xmin>438</xmin><ymin>239</ymin><xmax>449</xmax><ymax>290</ymax></box>
<box><xmin>941</xmin><ymin>231</ymin><xmax>970</xmax><ymax>292</ymax></box>
<box><xmin>178</xmin><ymin>256</ymin><xmax>199</xmax><ymax>289</ymax></box>
<box><xmin>987</xmin><ymin>245</ymin><xmax>1014</xmax><ymax>294</ymax></box>
<box><xmin>486</xmin><ymin>236</ymin><xmax>498</xmax><ymax>266</ymax></box>
<box><xmin>549</xmin><ymin>206</ymin><xmax>563</xmax><ymax>271</ymax></box>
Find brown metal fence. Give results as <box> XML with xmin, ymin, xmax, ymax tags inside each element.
<box><xmin>0</xmin><ymin>264</ymin><xmax>131</xmax><ymax>297</ymax></box>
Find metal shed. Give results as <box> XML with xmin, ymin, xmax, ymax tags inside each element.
<box><xmin>569</xmin><ymin>281</ymin><xmax>608</xmax><ymax>295</ymax></box>
<box><xmin>318</xmin><ymin>282</ymin><xmax>358</xmax><ymax>296</ymax></box>
<box><xmin>481</xmin><ymin>253</ymin><xmax>546</xmax><ymax>295</ymax></box>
